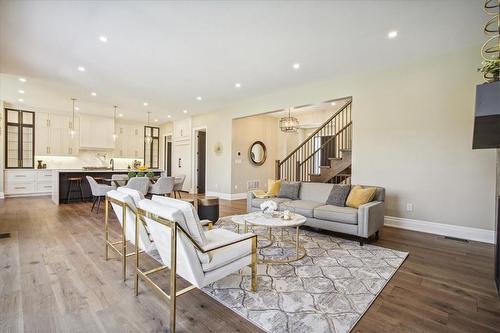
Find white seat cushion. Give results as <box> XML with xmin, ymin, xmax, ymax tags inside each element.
<box><xmin>314</xmin><ymin>205</ymin><xmax>358</xmax><ymax>225</ymax></box>
<box><xmin>280</xmin><ymin>200</ymin><xmax>324</xmax><ymax>218</ymax></box>
<box><xmin>117</xmin><ymin>187</ymin><xmax>144</xmax><ymax>206</ymax></box>
<box><xmin>202</xmin><ymin>229</ymin><xmax>253</xmax><ymax>272</ymax></box>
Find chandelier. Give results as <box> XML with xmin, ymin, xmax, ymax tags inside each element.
<box><xmin>145</xmin><ymin>111</ymin><xmax>153</xmax><ymax>144</ymax></box>
<box><xmin>279</xmin><ymin>108</ymin><xmax>299</xmax><ymax>133</ymax></box>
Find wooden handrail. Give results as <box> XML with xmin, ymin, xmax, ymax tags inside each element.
<box><xmin>299</xmin><ymin>121</ymin><xmax>352</xmax><ymax>167</ymax></box>
<box><xmin>278</xmin><ymin>97</ymin><xmax>352</xmax><ymax>166</ymax></box>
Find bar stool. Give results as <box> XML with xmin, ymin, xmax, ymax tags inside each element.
<box><xmin>67</xmin><ymin>177</ymin><xmax>84</xmax><ymax>203</ymax></box>
<box><xmin>94</xmin><ymin>176</ymin><xmax>105</xmax><ymax>183</ymax></box>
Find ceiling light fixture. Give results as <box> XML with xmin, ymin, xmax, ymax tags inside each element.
<box><xmin>167</xmin><ymin>115</ymin><xmax>172</xmax><ymax>118</ymax></box>
<box><xmin>331</xmin><ymin>102</ymin><xmax>337</xmax><ymax>106</ymax></box>
<box><xmin>183</xmin><ymin>110</ymin><xmax>188</xmax><ymax>114</ymax></box>
<box><xmin>99</xmin><ymin>35</ymin><xmax>108</xmax><ymax>43</ymax></box>
<box><xmin>19</xmin><ymin>77</ymin><xmax>26</xmax><ymax>82</ymax></box>
<box><xmin>154</xmin><ymin>119</ymin><xmax>158</xmax><ymax>122</ymax></box>
<box><xmin>18</xmin><ymin>98</ymin><xmax>24</xmax><ymax>102</ymax></box>
<box><xmin>279</xmin><ymin>108</ymin><xmax>299</xmax><ymax>133</ymax></box>
<box><xmin>143</xmin><ymin>102</ymin><xmax>149</xmax><ymax>106</ymax></box>
<box><xmin>196</xmin><ymin>96</ymin><xmax>202</xmax><ymax>101</ymax></box>
<box><xmin>388</xmin><ymin>30</ymin><xmax>398</xmax><ymax>39</ymax></box>
<box><xmin>145</xmin><ymin>111</ymin><xmax>153</xmax><ymax>144</ymax></box>
<box><xmin>75</xmin><ymin>106</ymin><xmax>80</xmax><ymax>111</ymax></box>
<box><xmin>78</xmin><ymin>66</ymin><xmax>86</xmax><ymax>72</ymax></box>
<box><xmin>70</xmin><ymin>98</ymin><xmax>77</xmax><ymax>139</ymax></box>
<box><xmin>235</xmin><ymin>83</ymin><xmax>241</xmax><ymax>88</ymax></box>
<box><xmin>112</xmin><ymin>105</ymin><xmax>118</xmax><ymax>141</ymax></box>
<box><xmin>119</xmin><ymin>113</ymin><xmax>123</xmax><ymax>117</ymax></box>
<box><xmin>91</xmin><ymin>92</ymin><xmax>97</xmax><ymax>96</ymax></box>
<box><xmin>18</xmin><ymin>89</ymin><xmax>25</xmax><ymax>94</ymax></box>
<box><xmin>293</xmin><ymin>63</ymin><xmax>300</xmax><ymax>69</ymax></box>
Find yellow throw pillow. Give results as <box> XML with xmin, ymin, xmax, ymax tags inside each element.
<box><xmin>252</xmin><ymin>190</ymin><xmax>269</xmax><ymax>199</ymax></box>
<box><xmin>346</xmin><ymin>185</ymin><xmax>377</xmax><ymax>208</ymax></box>
<box><xmin>267</xmin><ymin>179</ymin><xmax>281</xmax><ymax>197</ymax></box>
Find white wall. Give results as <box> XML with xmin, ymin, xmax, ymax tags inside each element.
<box><xmin>192</xmin><ymin>46</ymin><xmax>496</xmax><ymax>231</ymax></box>
<box><xmin>231</xmin><ymin>115</ymin><xmax>279</xmax><ymax>193</ymax></box>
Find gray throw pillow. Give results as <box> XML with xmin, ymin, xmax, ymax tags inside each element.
<box><xmin>326</xmin><ymin>184</ymin><xmax>351</xmax><ymax>207</ymax></box>
<box><xmin>278</xmin><ymin>181</ymin><xmax>301</xmax><ymax>200</ymax></box>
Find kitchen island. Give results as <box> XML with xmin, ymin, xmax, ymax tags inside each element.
<box><xmin>51</xmin><ymin>169</ymin><xmax>162</xmax><ymax>204</ymax></box>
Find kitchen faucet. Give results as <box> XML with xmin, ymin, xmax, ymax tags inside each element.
<box><xmin>110</xmin><ymin>158</ymin><xmax>114</xmax><ymax>170</ymax></box>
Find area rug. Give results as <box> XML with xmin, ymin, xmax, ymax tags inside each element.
<box><xmin>200</xmin><ymin>216</ymin><xmax>409</xmax><ymax>333</ymax></box>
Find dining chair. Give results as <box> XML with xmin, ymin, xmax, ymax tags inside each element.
<box><xmin>105</xmin><ymin>188</ymin><xmax>155</xmax><ymax>281</ymax></box>
<box><xmin>172</xmin><ymin>174</ymin><xmax>186</xmax><ymax>198</ymax></box>
<box><xmin>135</xmin><ymin>198</ymin><xmax>257</xmax><ymax>333</ymax></box>
<box><xmin>123</xmin><ymin>176</ymin><xmax>150</xmax><ymax>196</ymax></box>
<box><xmin>86</xmin><ymin>175</ymin><xmax>114</xmax><ymax>213</ymax></box>
<box><xmin>111</xmin><ymin>174</ymin><xmax>129</xmax><ymax>187</ymax></box>
<box><xmin>148</xmin><ymin>176</ymin><xmax>174</xmax><ymax>196</ymax></box>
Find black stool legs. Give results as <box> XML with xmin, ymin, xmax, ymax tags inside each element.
<box><xmin>67</xmin><ymin>178</ymin><xmax>84</xmax><ymax>204</ymax></box>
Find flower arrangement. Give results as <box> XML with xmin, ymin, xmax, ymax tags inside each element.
<box><xmin>137</xmin><ymin>165</ymin><xmax>149</xmax><ymax>172</ymax></box>
<box><xmin>478</xmin><ymin>59</ymin><xmax>500</xmax><ymax>83</ymax></box>
<box><xmin>260</xmin><ymin>200</ymin><xmax>278</xmax><ymax>215</ymax></box>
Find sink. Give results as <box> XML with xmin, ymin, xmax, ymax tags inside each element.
<box><xmin>82</xmin><ymin>166</ymin><xmax>112</xmax><ymax>170</ymax></box>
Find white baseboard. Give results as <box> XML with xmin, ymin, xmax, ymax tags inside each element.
<box><xmin>384</xmin><ymin>216</ymin><xmax>495</xmax><ymax>244</ymax></box>
<box><xmin>205</xmin><ymin>191</ymin><xmax>247</xmax><ymax>201</ymax></box>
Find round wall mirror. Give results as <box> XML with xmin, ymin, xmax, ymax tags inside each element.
<box><xmin>249</xmin><ymin>141</ymin><xmax>267</xmax><ymax>166</ymax></box>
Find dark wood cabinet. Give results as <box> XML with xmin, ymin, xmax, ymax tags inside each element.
<box><xmin>4</xmin><ymin>109</ymin><xmax>35</xmax><ymax>169</ymax></box>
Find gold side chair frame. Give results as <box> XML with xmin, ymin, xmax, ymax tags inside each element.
<box><xmin>134</xmin><ymin>207</ymin><xmax>258</xmax><ymax>333</ymax></box>
<box><xmin>104</xmin><ymin>195</ymin><xmax>146</xmax><ymax>281</ymax></box>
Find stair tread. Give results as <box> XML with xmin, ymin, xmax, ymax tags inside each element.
<box><xmin>319</xmin><ymin>165</ymin><xmax>331</xmax><ymax>169</ymax></box>
<box><xmin>328</xmin><ymin>157</ymin><xmax>342</xmax><ymax>160</ymax></box>
<box><xmin>340</xmin><ymin>149</ymin><xmax>352</xmax><ymax>152</ymax></box>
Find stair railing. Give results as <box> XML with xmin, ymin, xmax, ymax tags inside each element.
<box><xmin>275</xmin><ymin>98</ymin><xmax>352</xmax><ymax>182</ymax></box>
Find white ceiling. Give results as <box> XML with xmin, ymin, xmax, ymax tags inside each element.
<box><xmin>0</xmin><ymin>0</ymin><xmax>485</xmax><ymax>122</ymax></box>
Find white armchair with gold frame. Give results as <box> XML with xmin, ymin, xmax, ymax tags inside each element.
<box><xmin>135</xmin><ymin>199</ymin><xmax>257</xmax><ymax>333</ymax></box>
<box><xmin>105</xmin><ymin>188</ymin><xmax>155</xmax><ymax>281</ymax></box>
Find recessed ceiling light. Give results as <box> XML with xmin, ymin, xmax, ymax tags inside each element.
<box><xmin>167</xmin><ymin>115</ymin><xmax>172</xmax><ymax>118</ymax></box>
<box><xmin>388</xmin><ymin>31</ymin><xmax>398</xmax><ymax>39</ymax></box>
<box><xmin>18</xmin><ymin>89</ymin><xmax>25</xmax><ymax>94</ymax></box>
<box><xmin>196</xmin><ymin>96</ymin><xmax>202</xmax><ymax>101</ymax></box>
<box><xmin>91</xmin><ymin>92</ymin><xmax>97</xmax><ymax>96</ymax></box>
<box><xmin>75</xmin><ymin>107</ymin><xmax>80</xmax><ymax>111</ymax></box>
<box><xmin>235</xmin><ymin>83</ymin><xmax>241</xmax><ymax>88</ymax></box>
<box><xmin>143</xmin><ymin>102</ymin><xmax>149</xmax><ymax>106</ymax></box>
<box><xmin>18</xmin><ymin>77</ymin><xmax>26</xmax><ymax>82</ymax></box>
<box><xmin>293</xmin><ymin>63</ymin><xmax>300</xmax><ymax>69</ymax></box>
<box><xmin>18</xmin><ymin>98</ymin><xmax>24</xmax><ymax>102</ymax></box>
<box><xmin>331</xmin><ymin>102</ymin><xmax>336</xmax><ymax>106</ymax></box>
<box><xmin>118</xmin><ymin>113</ymin><xmax>123</xmax><ymax>117</ymax></box>
<box><xmin>183</xmin><ymin>110</ymin><xmax>188</xmax><ymax>114</ymax></box>
<box><xmin>154</xmin><ymin>119</ymin><xmax>158</xmax><ymax>122</ymax></box>
<box><xmin>99</xmin><ymin>35</ymin><xmax>108</xmax><ymax>43</ymax></box>
<box><xmin>78</xmin><ymin>66</ymin><xmax>86</xmax><ymax>72</ymax></box>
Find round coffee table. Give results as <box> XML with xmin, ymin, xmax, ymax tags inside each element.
<box><xmin>231</xmin><ymin>211</ymin><xmax>306</xmax><ymax>264</ymax></box>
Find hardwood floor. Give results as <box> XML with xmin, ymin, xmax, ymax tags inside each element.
<box><xmin>0</xmin><ymin>196</ymin><xmax>499</xmax><ymax>333</ymax></box>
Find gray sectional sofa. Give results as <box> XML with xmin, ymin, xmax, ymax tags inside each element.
<box><xmin>247</xmin><ymin>182</ymin><xmax>385</xmax><ymax>245</ymax></box>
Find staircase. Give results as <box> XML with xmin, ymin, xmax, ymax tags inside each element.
<box><xmin>275</xmin><ymin>98</ymin><xmax>352</xmax><ymax>183</ymax></box>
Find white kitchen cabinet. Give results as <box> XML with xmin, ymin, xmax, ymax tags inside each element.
<box><xmin>4</xmin><ymin>170</ymin><xmax>53</xmax><ymax>196</ymax></box>
<box><xmin>35</xmin><ymin>112</ymin><xmax>79</xmax><ymax>156</ymax></box>
<box><xmin>113</xmin><ymin>121</ymin><xmax>144</xmax><ymax>159</ymax></box>
<box><xmin>79</xmin><ymin>114</ymin><xmax>114</xmax><ymax>149</ymax></box>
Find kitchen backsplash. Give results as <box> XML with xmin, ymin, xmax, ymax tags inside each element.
<box><xmin>35</xmin><ymin>151</ymin><xmax>143</xmax><ymax>170</ymax></box>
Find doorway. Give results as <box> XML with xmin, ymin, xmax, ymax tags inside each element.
<box><xmin>163</xmin><ymin>135</ymin><xmax>172</xmax><ymax>176</ymax></box>
<box><xmin>196</xmin><ymin>130</ymin><xmax>206</xmax><ymax>194</ymax></box>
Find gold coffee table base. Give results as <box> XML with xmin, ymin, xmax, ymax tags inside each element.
<box><xmin>239</xmin><ymin>223</ymin><xmax>305</xmax><ymax>264</ymax></box>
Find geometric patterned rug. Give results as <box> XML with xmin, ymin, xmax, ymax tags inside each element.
<box><xmin>201</xmin><ymin>216</ymin><xmax>409</xmax><ymax>333</ymax></box>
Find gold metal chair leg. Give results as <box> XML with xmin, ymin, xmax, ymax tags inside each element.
<box><xmin>105</xmin><ymin>197</ymin><xmax>109</xmax><ymax>260</ymax></box>
<box><xmin>134</xmin><ymin>214</ymin><xmax>139</xmax><ymax>296</ymax></box>
<box><xmin>170</xmin><ymin>224</ymin><xmax>178</xmax><ymax>333</ymax></box>
<box><xmin>251</xmin><ymin>236</ymin><xmax>257</xmax><ymax>292</ymax></box>
<box><xmin>295</xmin><ymin>226</ymin><xmax>300</xmax><ymax>260</ymax></box>
<box><xmin>122</xmin><ymin>206</ymin><xmax>127</xmax><ymax>282</ymax></box>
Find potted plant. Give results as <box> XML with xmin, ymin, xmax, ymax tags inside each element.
<box><xmin>146</xmin><ymin>171</ymin><xmax>155</xmax><ymax>178</ymax></box>
<box><xmin>128</xmin><ymin>171</ymin><xmax>137</xmax><ymax>178</ymax></box>
<box><xmin>137</xmin><ymin>172</ymin><xmax>145</xmax><ymax>177</ymax></box>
